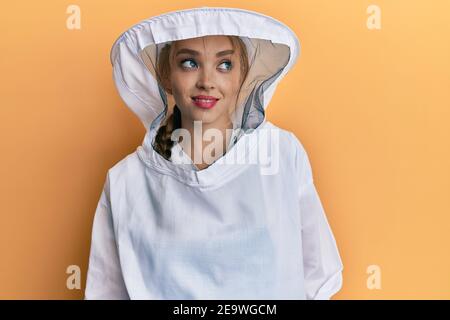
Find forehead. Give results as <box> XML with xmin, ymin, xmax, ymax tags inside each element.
<box><xmin>173</xmin><ymin>35</ymin><xmax>234</xmax><ymax>53</ymax></box>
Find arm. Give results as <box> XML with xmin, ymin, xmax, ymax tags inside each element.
<box><xmin>293</xmin><ymin>134</ymin><xmax>344</xmax><ymax>300</ymax></box>
<box><xmin>84</xmin><ymin>172</ymin><xmax>130</xmax><ymax>299</ymax></box>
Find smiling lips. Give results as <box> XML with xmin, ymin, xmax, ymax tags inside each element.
<box><xmin>192</xmin><ymin>95</ymin><xmax>219</xmax><ymax>109</ymax></box>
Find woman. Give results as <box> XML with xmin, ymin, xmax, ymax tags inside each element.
<box><xmin>85</xmin><ymin>6</ymin><xmax>344</xmax><ymax>300</ymax></box>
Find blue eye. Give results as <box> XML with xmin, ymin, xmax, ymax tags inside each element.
<box><xmin>218</xmin><ymin>60</ymin><xmax>232</xmax><ymax>71</ymax></box>
<box><xmin>179</xmin><ymin>59</ymin><xmax>232</xmax><ymax>71</ymax></box>
<box><xmin>180</xmin><ymin>59</ymin><xmax>197</xmax><ymax>69</ymax></box>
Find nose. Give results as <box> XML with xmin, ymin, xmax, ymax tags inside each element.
<box><xmin>196</xmin><ymin>66</ymin><xmax>215</xmax><ymax>90</ymax></box>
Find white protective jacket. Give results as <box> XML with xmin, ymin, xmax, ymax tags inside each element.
<box><xmin>85</xmin><ymin>6</ymin><xmax>344</xmax><ymax>300</ymax></box>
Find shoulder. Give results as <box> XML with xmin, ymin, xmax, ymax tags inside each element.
<box><xmin>106</xmin><ymin>151</ymin><xmax>144</xmax><ymax>187</ymax></box>
<box><xmin>263</xmin><ymin>121</ymin><xmax>311</xmax><ymax>180</ymax></box>
<box><xmin>263</xmin><ymin>121</ymin><xmax>308</xmax><ymax>157</ymax></box>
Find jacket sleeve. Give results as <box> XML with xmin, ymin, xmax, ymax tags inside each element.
<box><xmin>293</xmin><ymin>134</ymin><xmax>344</xmax><ymax>300</ymax></box>
<box><xmin>84</xmin><ymin>172</ymin><xmax>130</xmax><ymax>299</ymax></box>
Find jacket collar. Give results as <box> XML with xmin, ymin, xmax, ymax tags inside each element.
<box><xmin>136</xmin><ymin>120</ymin><xmax>270</xmax><ymax>189</ymax></box>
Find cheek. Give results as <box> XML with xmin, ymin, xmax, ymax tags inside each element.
<box><xmin>170</xmin><ymin>71</ymin><xmax>196</xmax><ymax>96</ymax></box>
<box><xmin>220</xmin><ymin>76</ymin><xmax>241</xmax><ymax>97</ymax></box>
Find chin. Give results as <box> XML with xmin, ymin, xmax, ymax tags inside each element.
<box><xmin>190</xmin><ymin>109</ymin><xmax>220</xmax><ymax>122</ymax></box>
<box><xmin>192</xmin><ymin>116</ymin><xmax>217</xmax><ymax>125</ymax></box>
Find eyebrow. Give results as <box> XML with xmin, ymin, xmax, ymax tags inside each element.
<box><xmin>175</xmin><ymin>48</ymin><xmax>235</xmax><ymax>58</ymax></box>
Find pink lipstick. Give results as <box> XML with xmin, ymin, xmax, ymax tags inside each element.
<box><xmin>191</xmin><ymin>95</ymin><xmax>219</xmax><ymax>109</ymax></box>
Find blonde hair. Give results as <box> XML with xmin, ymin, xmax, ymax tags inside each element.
<box><xmin>153</xmin><ymin>36</ymin><xmax>249</xmax><ymax>161</ymax></box>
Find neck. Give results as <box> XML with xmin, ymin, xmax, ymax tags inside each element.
<box><xmin>180</xmin><ymin>116</ymin><xmax>233</xmax><ymax>169</ymax></box>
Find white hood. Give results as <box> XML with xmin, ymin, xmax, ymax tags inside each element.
<box><xmin>110</xmin><ymin>6</ymin><xmax>300</xmax><ymax>144</ymax></box>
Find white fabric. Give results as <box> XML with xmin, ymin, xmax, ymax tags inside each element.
<box><xmin>85</xmin><ymin>6</ymin><xmax>344</xmax><ymax>300</ymax></box>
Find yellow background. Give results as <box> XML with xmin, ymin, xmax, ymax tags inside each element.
<box><xmin>1</xmin><ymin>1</ymin><xmax>449</xmax><ymax>299</ymax></box>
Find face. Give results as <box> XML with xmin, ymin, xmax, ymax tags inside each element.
<box><xmin>167</xmin><ymin>35</ymin><xmax>243</xmax><ymax>128</ymax></box>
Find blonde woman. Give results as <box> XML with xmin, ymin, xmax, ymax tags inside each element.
<box><xmin>85</xmin><ymin>7</ymin><xmax>344</xmax><ymax>300</ymax></box>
